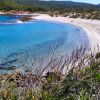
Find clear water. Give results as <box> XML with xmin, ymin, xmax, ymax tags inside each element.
<box><xmin>0</xmin><ymin>15</ymin><xmax>89</xmax><ymax>73</ymax></box>
<box><xmin>0</xmin><ymin>15</ymin><xmax>22</xmax><ymax>23</ymax></box>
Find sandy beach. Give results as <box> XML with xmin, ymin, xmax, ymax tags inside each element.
<box><xmin>0</xmin><ymin>11</ymin><xmax>5</xmax><ymax>14</ymax></box>
<box><xmin>33</xmin><ymin>14</ymin><xmax>100</xmax><ymax>51</ymax></box>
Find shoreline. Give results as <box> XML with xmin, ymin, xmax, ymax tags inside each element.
<box><xmin>0</xmin><ymin>13</ymin><xmax>100</xmax><ymax>75</ymax></box>
<box><xmin>0</xmin><ymin>10</ymin><xmax>33</xmax><ymax>15</ymax></box>
<box><xmin>0</xmin><ymin>12</ymin><xmax>100</xmax><ymax>49</ymax></box>
<box><xmin>33</xmin><ymin>14</ymin><xmax>100</xmax><ymax>51</ymax></box>
<box><xmin>0</xmin><ymin>11</ymin><xmax>37</xmax><ymax>22</ymax></box>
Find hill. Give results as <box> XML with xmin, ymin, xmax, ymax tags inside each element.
<box><xmin>14</xmin><ymin>0</ymin><xmax>100</xmax><ymax>9</ymax></box>
<box><xmin>0</xmin><ymin>0</ymin><xmax>100</xmax><ymax>19</ymax></box>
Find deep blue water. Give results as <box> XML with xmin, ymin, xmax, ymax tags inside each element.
<box><xmin>0</xmin><ymin>15</ymin><xmax>89</xmax><ymax>73</ymax></box>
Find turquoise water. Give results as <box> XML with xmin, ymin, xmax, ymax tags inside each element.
<box><xmin>0</xmin><ymin>15</ymin><xmax>89</xmax><ymax>73</ymax></box>
<box><xmin>0</xmin><ymin>15</ymin><xmax>22</xmax><ymax>23</ymax></box>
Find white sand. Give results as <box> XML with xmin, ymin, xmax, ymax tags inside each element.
<box><xmin>0</xmin><ymin>12</ymin><xmax>5</xmax><ymax>14</ymax></box>
<box><xmin>33</xmin><ymin>14</ymin><xmax>100</xmax><ymax>51</ymax></box>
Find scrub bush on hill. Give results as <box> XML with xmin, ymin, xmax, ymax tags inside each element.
<box><xmin>0</xmin><ymin>47</ymin><xmax>100</xmax><ymax>100</ymax></box>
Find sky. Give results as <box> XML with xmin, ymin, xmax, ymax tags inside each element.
<box><xmin>72</xmin><ymin>0</ymin><xmax>100</xmax><ymax>4</ymax></box>
<box><xmin>46</xmin><ymin>0</ymin><xmax>100</xmax><ymax>4</ymax></box>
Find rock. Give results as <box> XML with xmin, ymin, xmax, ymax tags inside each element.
<box><xmin>20</xmin><ymin>16</ymin><xmax>33</xmax><ymax>21</ymax></box>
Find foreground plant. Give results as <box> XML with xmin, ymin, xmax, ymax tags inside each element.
<box><xmin>0</xmin><ymin>47</ymin><xmax>100</xmax><ymax>100</ymax></box>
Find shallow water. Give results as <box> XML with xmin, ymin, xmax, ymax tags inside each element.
<box><xmin>0</xmin><ymin>15</ymin><xmax>22</xmax><ymax>23</ymax></box>
<box><xmin>0</xmin><ymin>15</ymin><xmax>89</xmax><ymax>73</ymax></box>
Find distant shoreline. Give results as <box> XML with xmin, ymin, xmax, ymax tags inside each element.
<box><xmin>32</xmin><ymin>14</ymin><xmax>100</xmax><ymax>51</ymax></box>
<box><xmin>0</xmin><ymin>10</ymin><xmax>33</xmax><ymax>15</ymax></box>
<box><xmin>0</xmin><ymin>11</ymin><xmax>37</xmax><ymax>22</ymax></box>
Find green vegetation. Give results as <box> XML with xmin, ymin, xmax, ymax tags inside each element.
<box><xmin>0</xmin><ymin>0</ymin><xmax>47</xmax><ymax>12</ymax></box>
<box><xmin>0</xmin><ymin>48</ymin><xmax>100</xmax><ymax>99</ymax></box>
